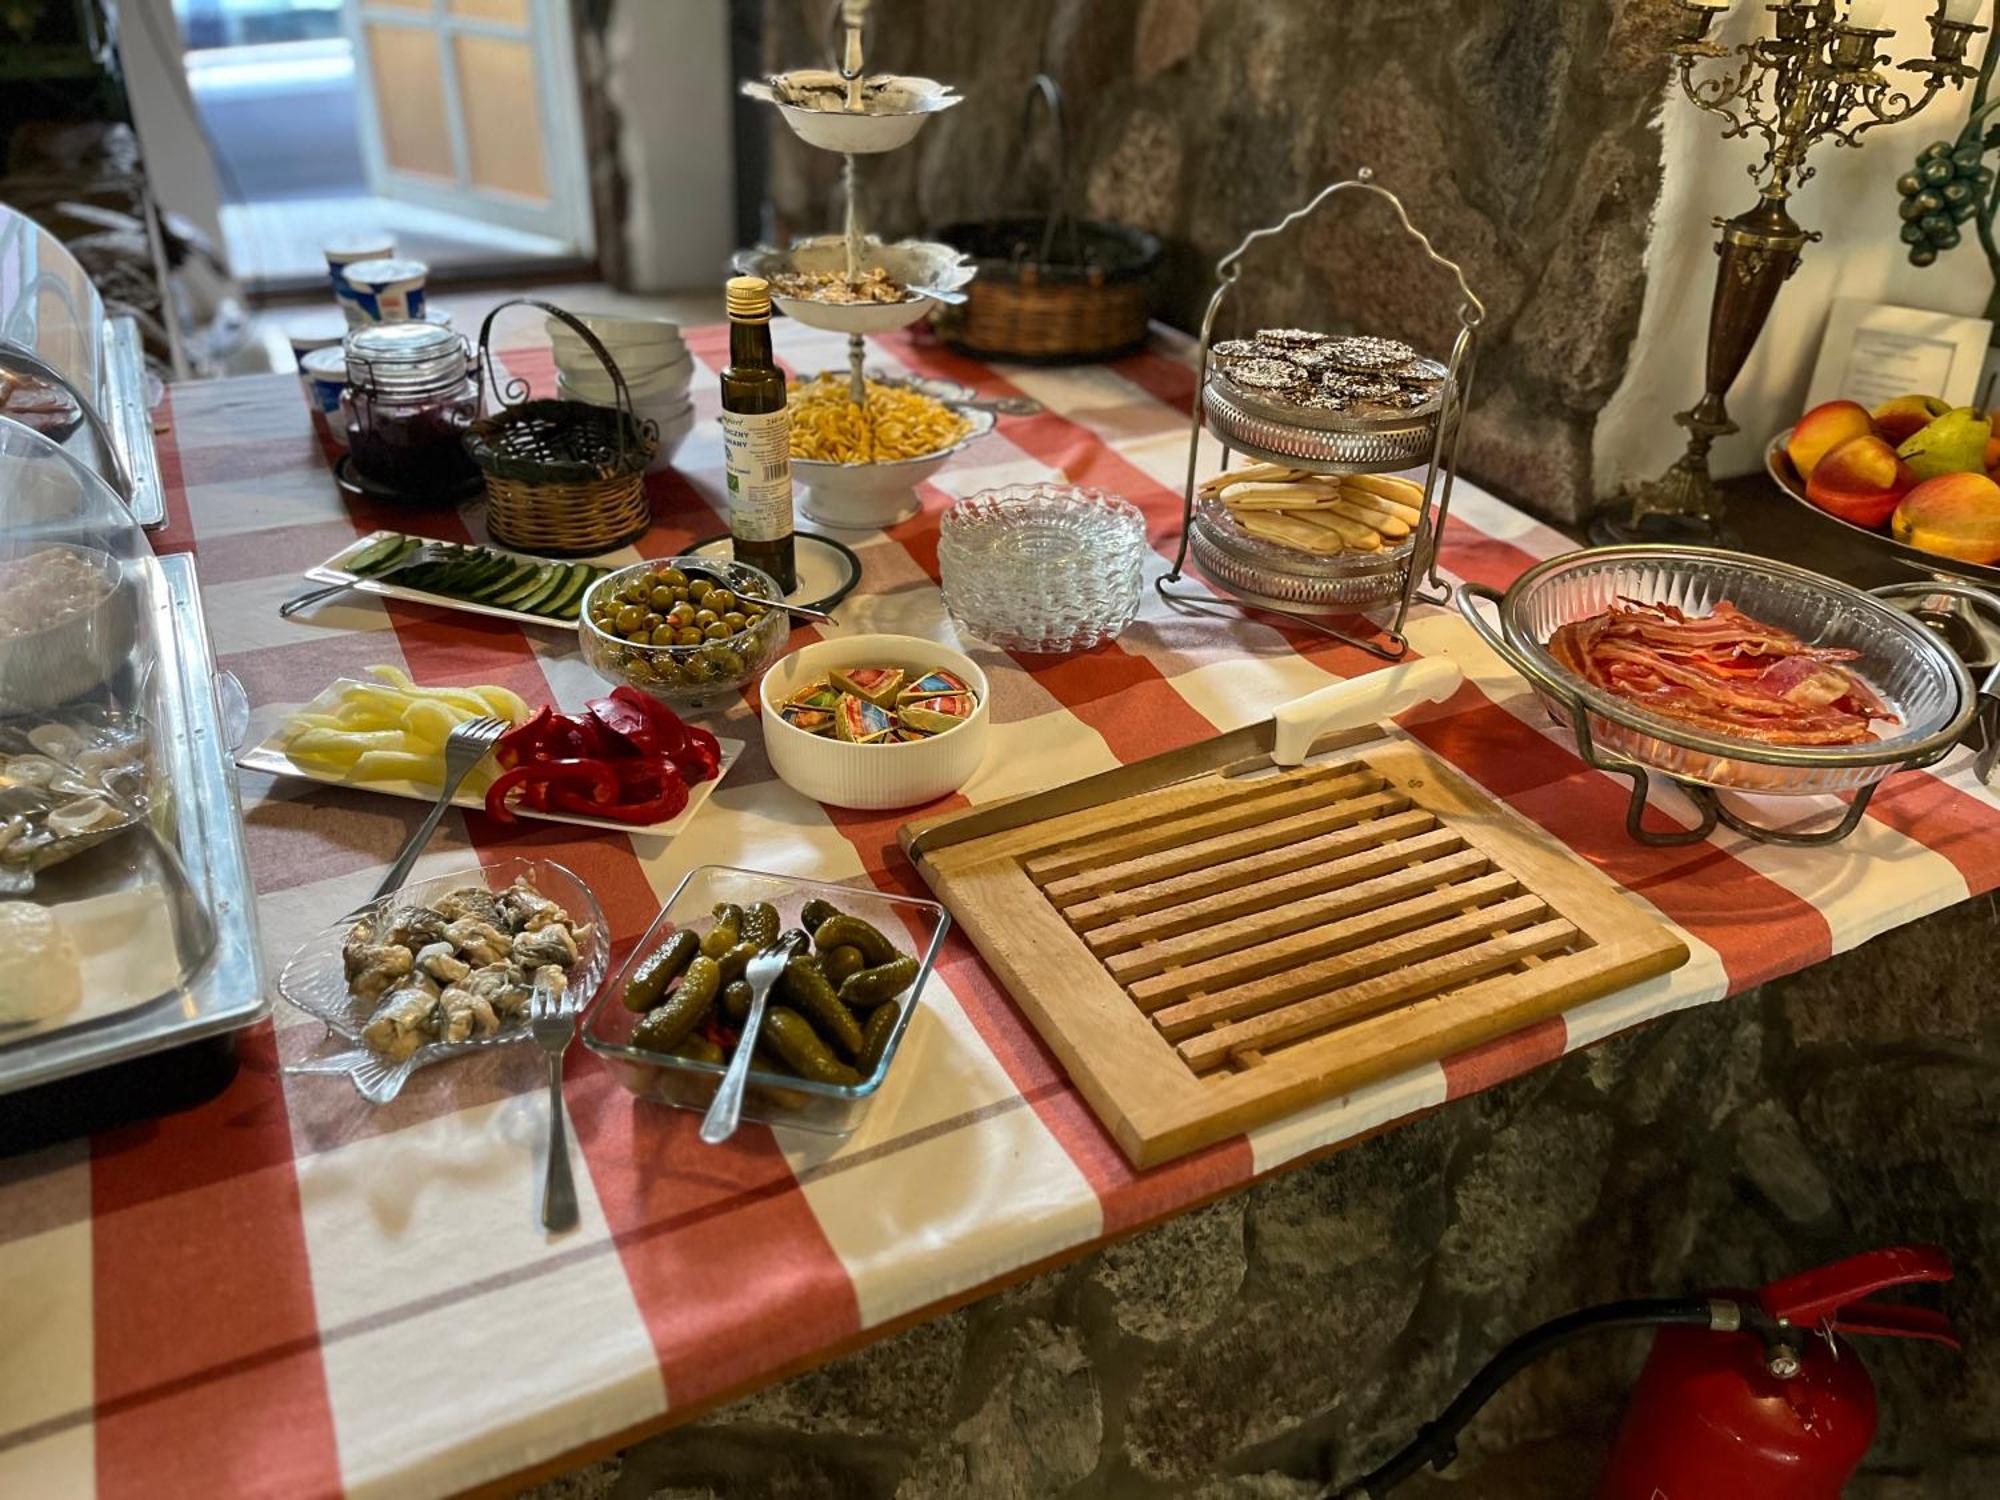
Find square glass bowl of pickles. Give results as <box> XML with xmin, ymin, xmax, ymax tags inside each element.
<box><xmin>578</xmin><ymin>557</ymin><xmax>790</xmax><ymax>706</ymax></box>
<box><xmin>581</xmin><ymin>866</ymin><xmax>950</xmax><ymax>1135</ymax></box>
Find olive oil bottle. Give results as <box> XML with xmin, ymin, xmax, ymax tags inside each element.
<box><xmin>719</xmin><ymin>276</ymin><xmax>797</xmax><ymax>593</ymax></box>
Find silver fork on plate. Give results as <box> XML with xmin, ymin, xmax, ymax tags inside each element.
<box><xmin>368</xmin><ymin>715</ymin><xmax>509</xmax><ymax>901</ymax></box>
<box><xmin>699</xmin><ymin>929</ymin><xmax>809</xmax><ymax>1145</ymax></box>
<box><xmin>279</xmin><ymin>541</ymin><xmax>454</xmax><ymax>619</ymax></box>
<box><xmin>530</xmin><ymin>969</ymin><xmax>581</xmax><ymax>1232</ymax></box>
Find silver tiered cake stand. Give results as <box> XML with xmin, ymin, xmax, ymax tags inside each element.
<box><xmin>1158</xmin><ymin>169</ymin><xmax>1486</xmax><ymax>661</ymax></box>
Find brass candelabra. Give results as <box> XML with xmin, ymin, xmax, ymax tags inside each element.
<box><xmin>1598</xmin><ymin>0</ymin><xmax>1989</xmax><ymax>544</ymax></box>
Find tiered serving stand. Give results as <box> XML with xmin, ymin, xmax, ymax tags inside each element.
<box><xmin>1158</xmin><ymin>169</ymin><xmax>1485</xmax><ymax>661</ymax></box>
<box><xmin>737</xmin><ymin>0</ymin><xmax>973</xmax><ymax>408</ymax></box>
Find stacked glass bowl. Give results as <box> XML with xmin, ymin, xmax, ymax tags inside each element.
<box><xmin>938</xmin><ymin>484</ymin><xmax>1147</xmax><ymax>653</ymax></box>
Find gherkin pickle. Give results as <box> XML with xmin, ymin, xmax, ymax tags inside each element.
<box><xmin>632</xmin><ymin>959</ymin><xmax>720</xmax><ymax>1053</ymax></box>
<box><xmin>761</xmin><ymin>1007</ymin><xmax>862</xmax><ymax>1086</ymax></box>
<box><xmin>675</xmin><ymin>955</ymin><xmax>722</xmax><ymax>1009</ymax></box>
<box><xmin>715</xmin><ymin>939</ymin><xmax>761</xmax><ymax>983</ymax></box>
<box><xmin>799</xmin><ymin>897</ymin><xmax>844</xmax><ymax>934</ymax></box>
<box><xmin>819</xmin><ymin>943</ymin><xmax>865</xmax><ymax>987</ymax></box>
<box><xmin>839</xmin><ymin>954</ymin><xmax>919</xmax><ymax>1010</ymax></box>
<box><xmin>740</xmin><ymin>901</ymin><xmax>781</xmax><ymax>948</ymax></box>
<box><xmin>671</xmin><ymin>1034</ymin><xmax>725</xmax><ymax>1066</ymax></box>
<box><xmin>811</xmin><ymin>913</ymin><xmax>900</xmax><ymax>967</ymax></box>
<box><xmin>857</xmin><ymin>1001</ymin><xmax>900</xmax><ymax>1073</ymax></box>
<box><xmin>621</xmin><ymin>928</ymin><xmax>699</xmax><ymax>1011</ymax></box>
<box><xmin>779</xmin><ymin>954</ymin><xmax>865</xmax><ymax>1058</ymax></box>
<box><xmin>701</xmin><ymin>903</ymin><xmax>742</xmax><ymax>957</ymax></box>
<box><xmin>721</xmin><ymin>978</ymin><xmax>753</xmax><ymax>1023</ymax></box>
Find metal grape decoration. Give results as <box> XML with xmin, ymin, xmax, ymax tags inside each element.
<box><xmin>1895</xmin><ymin>34</ymin><xmax>2000</xmax><ymax>314</ymax></box>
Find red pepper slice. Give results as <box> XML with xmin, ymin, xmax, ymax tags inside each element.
<box><xmin>551</xmin><ymin>772</ymin><xmax>688</xmax><ymax>824</ymax></box>
<box><xmin>494</xmin><ymin>706</ymin><xmax>554</xmax><ymax>770</ymax></box>
<box><xmin>484</xmin><ymin>757</ymin><xmax>619</xmax><ymax>823</ymax></box>
<box><xmin>611</xmin><ymin>685</ymin><xmax>691</xmax><ymax>755</ymax></box>
<box><xmin>585</xmin><ymin>694</ymin><xmax>659</xmax><ymax>756</ymax></box>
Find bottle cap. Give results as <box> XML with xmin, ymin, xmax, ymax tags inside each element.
<box><xmin>726</xmin><ymin>276</ymin><xmax>773</xmax><ymax>322</ymax></box>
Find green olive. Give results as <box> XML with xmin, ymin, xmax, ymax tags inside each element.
<box><xmin>650</xmin><ymin>624</ymin><xmax>678</xmax><ymax>645</ymax></box>
<box><xmin>722</xmin><ymin>611</ymin><xmax>747</xmax><ymax>631</ymax></box>
<box><xmin>649</xmin><ymin>585</ymin><xmax>676</xmax><ymax>608</ymax></box>
<box><xmin>706</xmin><ymin>588</ymin><xmax>735</xmax><ymax>612</ymax></box>
<box><xmin>625</xmin><ymin>629</ymin><xmax>651</xmax><ymax>645</ymax></box>
<box><xmin>703</xmin><ymin>621</ymin><xmax>732</xmax><ymax>641</ymax></box>
<box><xmin>657</xmin><ymin>568</ymin><xmax>687</xmax><ymax>588</ymax></box>
<box><xmin>615</xmin><ymin>604</ymin><xmax>644</xmax><ymax>633</ymax></box>
<box><xmin>675</xmin><ymin>626</ymin><xmax>704</xmax><ymax>646</ymax></box>
<box><xmin>704</xmin><ymin>646</ymin><xmax>745</xmax><ymax>675</ymax></box>
<box><xmin>688</xmin><ymin>578</ymin><xmax>712</xmax><ymax>600</ymax></box>
<box><xmin>668</xmin><ymin>604</ymin><xmax>697</xmax><ymax>627</ymax></box>
<box><xmin>694</xmin><ymin>608</ymin><xmax>718</xmax><ymax>627</ymax></box>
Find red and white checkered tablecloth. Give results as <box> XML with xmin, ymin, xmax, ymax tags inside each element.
<box><xmin>4</xmin><ymin>323</ymin><xmax>1996</xmax><ymax>1500</ymax></box>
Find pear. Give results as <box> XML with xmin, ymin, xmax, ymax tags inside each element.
<box><xmin>1896</xmin><ymin>406</ymin><xmax>1993</xmax><ymax>480</ymax></box>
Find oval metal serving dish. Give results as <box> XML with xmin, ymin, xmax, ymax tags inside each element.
<box><xmin>1764</xmin><ymin>427</ymin><xmax>2000</xmax><ymax>590</ymax></box>
<box><xmin>1458</xmin><ymin>545</ymin><xmax>1976</xmax><ymax>796</ymax></box>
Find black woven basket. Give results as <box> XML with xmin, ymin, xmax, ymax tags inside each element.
<box><xmin>463</xmin><ymin>298</ymin><xmax>658</xmax><ymax>556</ymax></box>
<box><xmin>934</xmin><ymin>77</ymin><xmax>1160</xmax><ymax>364</ymax></box>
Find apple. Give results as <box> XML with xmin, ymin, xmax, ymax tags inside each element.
<box><xmin>1805</xmin><ymin>434</ymin><xmax>1915</xmax><ymax>530</ymax></box>
<box><xmin>1870</xmin><ymin>393</ymin><xmax>1953</xmax><ymax>447</ymax></box>
<box><xmin>1893</xmin><ymin>471</ymin><xmax>2000</xmax><ymax>564</ymax></box>
<box><xmin>1786</xmin><ymin>399</ymin><xmax>1873</xmax><ymax>479</ymax></box>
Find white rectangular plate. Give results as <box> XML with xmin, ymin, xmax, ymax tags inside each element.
<box><xmin>303</xmin><ymin>530</ymin><xmax>597</xmax><ymax>632</ymax></box>
<box><xmin>237</xmin><ymin>680</ymin><xmax>742</xmax><ymax>836</ymax></box>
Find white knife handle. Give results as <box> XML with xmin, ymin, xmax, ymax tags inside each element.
<box><xmin>1271</xmin><ymin>658</ymin><xmax>1464</xmax><ymax>767</ymax></box>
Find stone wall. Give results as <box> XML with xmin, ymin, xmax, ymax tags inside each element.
<box><xmin>757</xmin><ymin>0</ymin><xmax>1679</xmax><ymax>526</ymax></box>
<box><xmin>531</xmin><ymin>897</ymin><xmax>1999</xmax><ymax>1498</ymax></box>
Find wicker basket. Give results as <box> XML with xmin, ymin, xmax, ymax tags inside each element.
<box><xmin>933</xmin><ymin>78</ymin><xmax>1159</xmax><ymax>365</ymax></box>
<box><xmin>934</xmin><ymin>217</ymin><xmax>1158</xmax><ymax>363</ymax></box>
<box><xmin>463</xmin><ymin>298</ymin><xmax>658</xmax><ymax>557</ymax></box>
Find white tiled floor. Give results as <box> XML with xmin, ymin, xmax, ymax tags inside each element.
<box><xmin>221</xmin><ymin>196</ymin><xmax>573</xmax><ymax>288</ymax></box>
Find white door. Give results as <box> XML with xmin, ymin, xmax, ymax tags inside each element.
<box><xmin>345</xmin><ymin>0</ymin><xmax>594</xmax><ymax>253</ymax></box>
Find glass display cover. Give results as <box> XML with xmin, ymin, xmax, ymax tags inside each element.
<box><xmin>0</xmin><ymin>420</ymin><xmax>264</xmax><ymax>1090</ymax></box>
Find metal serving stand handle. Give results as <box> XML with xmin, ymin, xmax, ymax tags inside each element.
<box><xmin>1159</xmin><ymin>167</ymin><xmax>1486</xmax><ymax>661</ymax></box>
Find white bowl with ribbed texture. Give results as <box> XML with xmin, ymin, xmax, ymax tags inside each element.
<box><xmin>760</xmin><ymin>635</ymin><xmax>989</xmax><ymax>810</ymax></box>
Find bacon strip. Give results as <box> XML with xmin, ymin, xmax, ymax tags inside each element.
<box><xmin>1544</xmin><ymin>599</ymin><xmax>1897</xmax><ymax>747</ymax></box>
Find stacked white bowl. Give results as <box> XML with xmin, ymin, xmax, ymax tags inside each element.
<box><xmin>548</xmin><ymin>312</ymin><xmax>695</xmax><ymax>474</ymax></box>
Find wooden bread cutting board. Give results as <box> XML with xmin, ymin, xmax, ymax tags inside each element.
<box><xmin>901</xmin><ymin>725</ymin><xmax>1689</xmax><ymax>1167</ymax></box>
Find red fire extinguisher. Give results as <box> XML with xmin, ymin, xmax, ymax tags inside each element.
<box><xmin>1337</xmin><ymin>1246</ymin><xmax>1958</xmax><ymax>1499</ymax></box>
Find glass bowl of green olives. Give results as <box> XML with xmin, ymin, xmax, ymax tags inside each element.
<box><xmin>579</xmin><ymin>556</ymin><xmax>790</xmax><ymax>705</ymax></box>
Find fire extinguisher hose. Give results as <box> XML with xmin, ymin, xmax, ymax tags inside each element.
<box><xmin>1331</xmin><ymin>1296</ymin><xmax>1723</xmax><ymax>1498</ymax></box>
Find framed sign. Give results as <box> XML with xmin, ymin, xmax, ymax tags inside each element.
<box><xmin>1804</xmin><ymin>298</ymin><xmax>1992</xmax><ymax>412</ymax></box>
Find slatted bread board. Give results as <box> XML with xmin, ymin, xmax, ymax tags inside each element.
<box><xmin>901</xmin><ymin>725</ymin><xmax>1689</xmax><ymax>1167</ymax></box>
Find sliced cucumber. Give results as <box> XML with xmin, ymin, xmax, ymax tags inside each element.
<box><xmin>491</xmin><ymin>563</ymin><xmax>554</xmax><ymax>608</ymax></box>
<box><xmin>342</xmin><ymin>533</ymin><xmax>408</xmax><ymax>575</ymax></box>
<box><xmin>511</xmin><ymin>565</ymin><xmax>569</xmax><ymax>615</ymax></box>
<box><xmin>468</xmin><ymin>560</ymin><xmax>537</xmax><ymax>602</ymax></box>
<box><xmin>536</xmin><ymin>563</ymin><xmax>595</xmax><ymax>619</ymax></box>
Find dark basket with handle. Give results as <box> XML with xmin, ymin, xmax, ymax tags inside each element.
<box><xmin>935</xmin><ymin>75</ymin><xmax>1160</xmax><ymax>364</ymax></box>
<box><xmin>463</xmin><ymin>298</ymin><xmax>658</xmax><ymax>557</ymax></box>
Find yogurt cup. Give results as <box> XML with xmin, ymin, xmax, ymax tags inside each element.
<box><xmin>341</xmin><ymin>257</ymin><xmax>429</xmax><ymax>324</ymax></box>
<box><xmin>282</xmin><ymin>306</ymin><xmax>354</xmax><ymax>369</ymax></box>
<box><xmin>324</xmin><ymin>235</ymin><xmax>394</xmax><ymax>326</ymax></box>
<box><xmin>299</xmin><ymin>345</ymin><xmax>350</xmax><ymax>447</ymax></box>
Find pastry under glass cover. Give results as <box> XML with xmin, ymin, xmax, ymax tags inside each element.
<box><xmin>0</xmin><ymin>419</ymin><xmax>263</xmax><ymax>1090</ymax></box>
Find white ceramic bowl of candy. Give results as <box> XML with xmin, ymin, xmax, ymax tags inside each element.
<box><xmin>759</xmin><ymin>634</ymin><xmax>989</xmax><ymax>810</ymax></box>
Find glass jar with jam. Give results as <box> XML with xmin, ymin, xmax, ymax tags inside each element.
<box><xmin>339</xmin><ymin>321</ymin><xmax>480</xmax><ymax>495</ymax></box>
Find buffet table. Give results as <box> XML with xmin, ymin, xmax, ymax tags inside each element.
<box><xmin>4</xmin><ymin>322</ymin><xmax>1997</xmax><ymax>1500</ymax></box>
